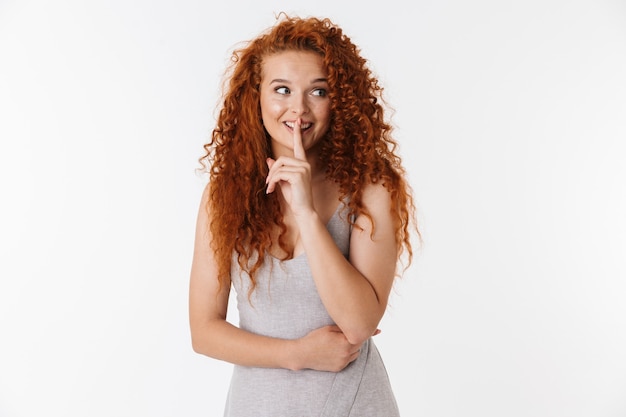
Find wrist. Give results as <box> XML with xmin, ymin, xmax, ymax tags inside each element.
<box><xmin>283</xmin><ymin>338</ymin><xmax>304</xmax><ymax>371</ymax></box>
<box><xmin>293</xmin><ymin>208</ymin><xmax>321</xmax><ymax>231</ymax></box>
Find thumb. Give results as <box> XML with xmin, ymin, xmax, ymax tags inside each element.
<box><xmin>265</xmin><ymin>158</ymin><xmax>275</xmax><ymax>186</ymax></box>
<box><xmin>266</xmin><ymin>157</ymin><xmax>276</xmax><ymax>170</ymax></box>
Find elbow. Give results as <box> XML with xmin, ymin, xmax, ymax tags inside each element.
<box><xmin>190</xmin><ymin>325</ymin><xmax>213</xmax><ymax>356</ymax></box>
<box><xmin>191</xmin><ymin>337</ymin><xmax>203</xmax><ymax>354</ymax></box>
<box><xmin>341</xmin><ymin>306</ymin><xmax>385</xmax><ymax>346</ymax></box>
<box><xmin>190</xmin><ymin>333</ymin><xmax>204</xmax><ymax>354</ymax></box>
<box><xmin>341</xmin><ymin>305</ymin><xmax>387</xmax><ymax>345</ymax></box>
<box><xmin>191</xmin><ymin>333</ymin><xmax>216</xmax><ymax>357</ymax></box>
<box><xmin>189</xmin><ymin>317</ymin><xmax>227</xmax><ymax>357</ymax></box>
<box><xmin>343</xmin><ymin>325</ymin><xmax>378</xmax><ymax>346</ymax></box>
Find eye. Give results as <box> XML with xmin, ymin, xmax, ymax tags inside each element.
<box><xmin>311</xmin><ymin>88</ymin><xmax>327</xmax><ymax>97</ymax></box>
<box><xmin>275</xmin><ymin>86</ymin><xmax>290</xmax><ymax>95</ymax></box>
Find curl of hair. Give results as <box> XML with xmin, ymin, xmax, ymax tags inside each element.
<box><xmin>199</xmin><ymin>14</ymin><xmax>418</xmax><ymax>294</ymax></box>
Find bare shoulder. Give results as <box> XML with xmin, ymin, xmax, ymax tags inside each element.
<box><xmin>361</xmin><ymin>181</ymin><xmax>392</xmax><ymax>206</ymax></box>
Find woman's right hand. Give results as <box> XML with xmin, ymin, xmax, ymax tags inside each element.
<box><xmin>290</xmin><ymin>325</ymin><xmax>379</xmax><ymax>372</ymax></box>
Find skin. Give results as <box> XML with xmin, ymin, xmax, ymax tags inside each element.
<box><xmin>189</xmin><ymin>50</ymin><xmax>398</xmax><ymax>372</ymax></box>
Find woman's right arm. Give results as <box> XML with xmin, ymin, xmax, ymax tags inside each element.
<box><xmin>188</xmin><ymin>186</ymin><xmax>361</xmax><ymax>372</ymax></box>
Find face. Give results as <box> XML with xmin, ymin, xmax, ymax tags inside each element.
<box><xmin>259</xmin><ymin>50</ymin><xmax>331</xmax><ymax>158</ymax></box>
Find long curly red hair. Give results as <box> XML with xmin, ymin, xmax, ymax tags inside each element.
<box><xmin>200</xmin><ymin>14</ymin><xmax>418</xmax><ymax>291</ymax></box>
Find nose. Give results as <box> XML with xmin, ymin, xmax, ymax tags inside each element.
<box><xmin>290</xmin><ymin>93</ymin><xmax>309</xmax><ymax>115</ymax></box>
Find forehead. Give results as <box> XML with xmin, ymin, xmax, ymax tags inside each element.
<box><xmin>261</xmin><ymin>50</ymin><xmax>327</xmax><ymax>81</ymax></box>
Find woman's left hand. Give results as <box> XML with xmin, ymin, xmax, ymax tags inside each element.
<box><xmin>265</xmin><ymin>118</ymin><xmax>315</xmax><ymax>217</ymax></box>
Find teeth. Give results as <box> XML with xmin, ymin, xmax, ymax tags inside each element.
<box><xmin>285</xmin><ymin>121</ymin><xmax>311</xmax><ymax>130</ymax></box>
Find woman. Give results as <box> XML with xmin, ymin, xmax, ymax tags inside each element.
<box><xmin>189</xmin><ymin>14</ymin><xmax>417</xmax><ymax>416</ymax></box>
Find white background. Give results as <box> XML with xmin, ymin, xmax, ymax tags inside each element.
<box><xmin>1</xmin><ymin>1</ymin><xmax>625</xmax><ymax>416</ymax></box>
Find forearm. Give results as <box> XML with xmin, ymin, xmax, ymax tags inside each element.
<box><xmin>296</xmin><ymin>211</ymin><xmax>385</xmax><ymax>344</ymax></box>
<box><xmin>191</xmin><ymin>319</ymin><xmax>300</xmax><ymax>370</ymax></box>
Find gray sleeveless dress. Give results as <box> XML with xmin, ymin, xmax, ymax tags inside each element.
<box><xmin>225</xmin><ymin>202</ymin><xmax>400</xmax><ymax>417</ymax></box>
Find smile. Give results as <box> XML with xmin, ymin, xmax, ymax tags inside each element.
<box><xmin>284</xmin><ymin>121</ymin><xmax>312</xmax><ymax>131</ymax></box>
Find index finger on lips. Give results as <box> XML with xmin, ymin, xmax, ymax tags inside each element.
<box><xmin>293</xmin><ymin>118</ymin><xmax>306</xmax><ymax>161</ymax></box>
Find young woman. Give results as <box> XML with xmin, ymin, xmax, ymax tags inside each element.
<box><xmin>189</xmin><ymin>14</ymin><xmax>417</xmax><ymax>416</ymax></box>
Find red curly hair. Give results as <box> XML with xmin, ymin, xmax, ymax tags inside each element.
<box><xmin>200</xmin><ymin>14</ymin><xmax>417</xmax><ymax>291</ymax></box>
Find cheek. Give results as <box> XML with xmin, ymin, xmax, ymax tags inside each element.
<box><xmin>261</xmin><ymin>100</ymin><xmax>284</xmax><ymax>121</ymax></box>
<box><xmin>260</xmin><ymin>93</ymin><xmax>275</xmax><ymax>115</ymax></box>
<box><xmin>315</xmin><ymin>104</ymin><xmax>331</xmax><ymax>124</ymax></box>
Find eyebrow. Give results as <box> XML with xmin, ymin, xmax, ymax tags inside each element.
<box><xmin>269</xmin><ymin>78</ymin><xmax>328</xmax><ymax>84</ymax></box>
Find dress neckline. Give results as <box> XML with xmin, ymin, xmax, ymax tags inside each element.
<box><xmin>268</xmin><ymin>200</ymin><xmax>344</xmax><ymax>263</ymax></box>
